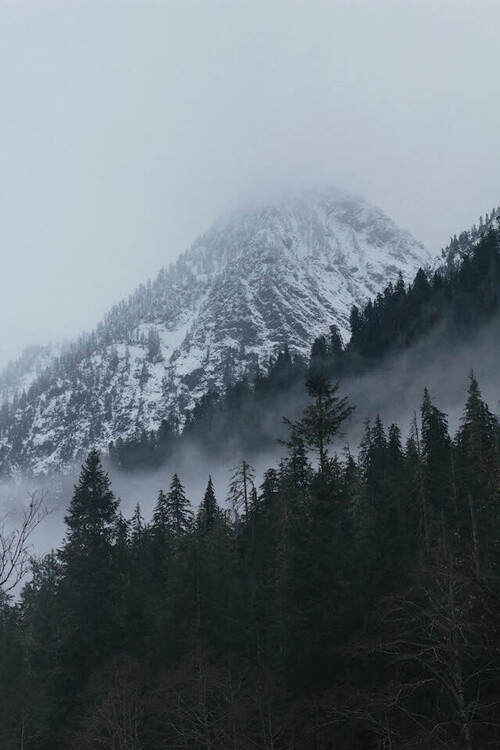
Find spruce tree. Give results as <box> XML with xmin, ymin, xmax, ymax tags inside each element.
<box><xmin>58</xmin><ymin>449</ymin><xmax>120</xmax><ymax>686</ymax></box>
<box><xmin>131</xmin><ymin>503</ymin><xmax>144</xmax><ymax>543</ymax></box>
<box><xmin>166</xmin><ymin>473</ymin><xmax>192</xmax><ymax>533</ymax></box>
<box><xmin>359</xmin><ymin>416</ymin><xmax>405</xmax><ymax>594</ymax></box>
<box><xmin>362</xmin><ymin>414</ymin><xmax>388</xmax><ymax>504</ymax></box>
<box><xmin>387</xmin><ymin>423</ymin><xmax>404</xmax><ymax>475</ymax></box>
<box><xmin>456</xmin><ymin>371</ymin><xmax>500</xmax><ymax>575</ymax></box>
<box><xmin>421</xmin><ymin>388</ymin><xmax>453</xmax><ymax>527</ymax></box>
<box><xmin>61</xmin><ymin>449</ymin><xmax>118</xmax><ymax>551</ymax></box>
<box><xmin>458</xmin><ymin>371</ymin><xmax>499</xmax><ymax>484</ymax></box>
<box><xmin>197</xmin><ymin>476</ymin><xmax>219</xmax><ymax>533</ymax></box>
<box><xmin>260</xmin><ymin>468</ymin><xmax>279</xmax><ymax>511</ymax></box>
<box><xmin>279</xmin><ymin>432</ymin><xmax>312</xmax><ymax>489</ymax></box>
<box><xmin>152</xmin><ymin>489</ymin><xmax>170</xmax><ymax>534</ymax></box>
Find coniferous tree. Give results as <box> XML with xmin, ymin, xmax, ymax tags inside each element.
<box><xmin>403</xmin><ymin>430</ymin><xmax>423</xmax><ymax>543</ymax></box>
<box><xmin>58</xmin><ymin>449</ymin><xmax>120</xmax><ymax>686</ymax></box>
<box><xmin>386</xmin><ymin>422</ymin><xmax>412</xmax><ymax>558</ymax></box>
<box><xmin>2</xmin><ymin>363</ymin><xmax>500</xmax><ymax>748</ymax></box>
<box><xmin>166</xmin><ymin>473</ymin><xmax>192</xmax><ymax>533</ymax></box>
<box><xmin>228</xmin><ymin>460</ymin><xmax>255</xmax><ymax>516</ymax></box>
<box><xmin>456</xmin><ymin>371</ymin><xmax>500</xmax><ymax>576</ymax></box>
<box><xmin>152</xmin><ymin>489</ymin><xmax>170</xmax><ymax>534</ymax></box>
<box><xmin>197</xmin><ymin>476</ymin><xmax>219</xmax><ymax>534</ymax></box>
<box><xmin>131</xmin><ymin>503</ymin><xmax>144</xmax><ymax>543</ymax></box>
<box><xmin>421</xmin><ymin>388</ymin><xmax>453</xmax><ymax>529</ymax></box>
<box><xmin>358</xmin><ymin>416</ymin><xmax>406</xmax><ymax>594</ymax></box>
<box><xmin>126</xmin><ymin>504</ymin><xmax>151</xmax><ymax>656</ymax></box>
<box><xmin>0</xmin><ymin>591</ymin><xmax>23</xmax><ymax>749</ymax></box>
<box><xmin>260</xmin><ymin>468</ymin><xmax>279</xmax><ymax>511</ymax></box>
<box><xmin>284</xmin><ymin>375</ymin><xmax>354</xmax><ymax>473</ymax></box>
<box><xmin>361</xmin><ymin>415</ymin><xmax>388</xmax><ymax>505</ymax></box>
<box><xmin>279</xmin><ymin>432</ymin><xmax>312</xmax><ymax>490</ymax></box>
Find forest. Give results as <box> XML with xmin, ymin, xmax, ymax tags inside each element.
<box><xmin>0</xmin><ymin>366</ymin><xmax>499</xmax><ymax>749</ymax></box>
<box><xmin>0</xmin><ymin>226</ymin><xmax>499</xmax><ymax>749</ymax></box>
<box><xmin>2</xmin><ymin>1</ymin><xmax>500</xmax><ymax>746</ymax></box>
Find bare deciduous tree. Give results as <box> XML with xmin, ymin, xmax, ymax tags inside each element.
<box><xmin>312</xmin><ymin>545</ymin><xmax>500</xmax><ymax>749</ymax></box>
<box><xmin>70</xmin><ymin>660</ymin><xmax>145</xmax><ymax>750</ymax></box>
<box><xmin>0</xmin><ymin>491</ymin><xmax>48</xmax><ymax>592</ymax></box>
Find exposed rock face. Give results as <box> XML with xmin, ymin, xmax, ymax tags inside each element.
<box><xmin>0</xmin><ymin>189</ymin><xmax>431</xmax><ymax>476</ymax></box>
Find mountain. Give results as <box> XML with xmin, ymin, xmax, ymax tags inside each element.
<box><xmin>0</xmin><ymin>188</ymin><xmax>431</xmax><ymax>477</ymax></box>
<box><xmin>438</xmin><ymin>205</ymin><xmax>500</xmax><ymax>271</ymax></box>
<box><xmin>0</xmin><ymin>344</ymin><xmax>60</xmax><ymax>401</ymax></box>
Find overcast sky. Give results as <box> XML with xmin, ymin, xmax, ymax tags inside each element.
<box><xmin>0</xmin><ymin>0</ymin><xmax>499</xmax><ymax>369</ymax></box>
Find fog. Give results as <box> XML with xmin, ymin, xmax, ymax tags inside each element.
<box><xmin>1</xmin><ymin>0</ymin><xmax>500</xmax><ymax>367</ymax></box>
<box><xmin>1</xmin><ymin>311</ymin><xmax>499</xmax><ymax>570</ymax></box>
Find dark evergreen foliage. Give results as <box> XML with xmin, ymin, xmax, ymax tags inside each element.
<box><xmin>197</xmin><ymin>475</ymin><xmax>220</xmax><ymax>533</ymax></box>
<box><xmin>1</xmin><ymin>219</ymin><xmax>500</xmax><ymax>748</ymax></box>
<box><xmin>1</xmin><ymin>372</ymin><xmax>499</xmax><ymax>749</ymax></box>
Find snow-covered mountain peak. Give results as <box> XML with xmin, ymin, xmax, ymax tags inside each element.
<box><xmin>0</xmin><ymin>188</ymin><xmax>431</xmax><ymax>476</ymax></box>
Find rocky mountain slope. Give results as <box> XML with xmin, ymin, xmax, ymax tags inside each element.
<box><xmin>0</xmin><ymin>188</ymin><xmax>431</xmax><ymax>477</ymax></box>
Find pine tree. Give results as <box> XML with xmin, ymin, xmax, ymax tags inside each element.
<box><xmin>197</xmin><ymin>476</ymin><xmax>220</xmax><ymax>533</ymax></box>
<box><xmin>279</xmin><ymin>432</ymin><xmax>312</xmax><ymax>489</ymax></box>
<box><xmin>131</xmin><ymin>503</ymin><xmax>144</xmax><ymax>544</ymax></box>
<box><xmin>403</xmin><ymin>431</ymin><xmax>423</xmax><ymax>543</ymax></box>
<box><xmin>58</xmin><ymin>449</ymin><xmax>120</xmax><ymax>685</ymax></box>
<box><xmin>152</xmin><ymin>489</ymin><xmax>170</xmax><ymax>534</ymax></box>
<box><xmin>260</xmin><ymin>469</ymin><xmax>279</xmax><ymax>511</ymax></box>
<box><xmin>61</xmin><ymin>449</ymin><xmax>118</xmax><ymax>552</ymax></box>
<box><xmin>458</xmin><ymin>372</ymin><xmax>499</xmax><ymax>485</ymax></box>
<box><xmin>421</xmin><ymin>388</ymin><xmax>453</xmax><ymax>528</ymax></box>
<box><xmin>387</xmin><ymin>423</ymin><xmax>404</xmax><ymax>475</ymax></box>
<box><xmin>0</xmin><ymin>590</ymin><xmax>23</xmax><ymax>749</ymax></box>
<box><xmin>361</xmin><ymin>414</ymin><xmax>388</xmax><ymax>504</ymax></box>
<box><xmin>166</xmin><ymin>473</ymin><xmax>192</xmax><ymax>533</ymax></box>
<box><xmin>456</xmin><ymin>371</ymin><xmax>500</xmax><ymax>575</ymax></box>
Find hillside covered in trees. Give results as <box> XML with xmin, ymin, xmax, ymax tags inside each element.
<box><xmin>0</xmin><ymin>219</ymin><xmax>499</xmax><ymax>749</ymax></box>
<box><xmin>108</xmin><ymin>221</ymin><xmax>500</xmax><ymax>472</ymax></box>
<box><xmin>0</xmin><ymin>368</ymin><xmax>499</xmax><ymax>748</ymax></box>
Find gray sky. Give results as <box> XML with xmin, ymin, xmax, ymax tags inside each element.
<box><xmin>1</xmin><ymin>0</ymin><xmax>499</xmax><ymax>369</ymax></box>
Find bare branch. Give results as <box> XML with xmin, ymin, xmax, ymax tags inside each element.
<box><xmin>0</xmin><ymin>490</ymin><xmax>50</xmax><ymax>592</ymax></box>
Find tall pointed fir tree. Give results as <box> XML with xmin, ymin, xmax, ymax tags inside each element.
<box><xmin>126</xmin><ymin>503</ymin><xmax>151</xmax><ymax>655</ymax></box>
<box><xmin>152</xmin><ymin>490</ymin><xmax>170</xmax><ymax>535</ymax></box>
<box><xmin>358</xmin><ymin>416</ymin><xmax>405</xmax><ymax>596</ymax></box>
<box><xmin>260</xmin><ymin>468</ymin><xmax>279</xmax><ymax>512</ymax></box>
<box><xmin>421</xmin><ymin>388</ymin><xmax>453</xmax><ymax>535</ymax></box>
<box><xmin>197</xmin><ymin>476</ymin><xmax>220</xmax><ymax>534</ymax></box>
<box><xmin>279</xmin><ymin>431</ymin><xmax>312</xmax><ymax>490</ymax></box>
<box><xmin>166</xmin><ymin>473</ymin><xmax>192</xmax><ymax>533</ymax></box>
<box><xmin>456</xmin><ymin>371</ymin><xmax>500</xmax><ymax>576</ymax></box>
<box><xmin>58</xmin><ymin>449</ymin><xmax>120</xmax><ymax>687</ymax></box>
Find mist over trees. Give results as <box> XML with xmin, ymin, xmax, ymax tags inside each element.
<box><xmin>0</xmin><ymin>368</ymin><xmax>498</xmax><ymax>749</ymax></box>
<box><xmin>105</xmin><ymin>222</ymin><xmax>500</xmax><ymax>473</ymax></box>
<box><xmin>0</xmin><ymin>218</ymin><xmax>499</xmax><ymax>748</ymax></box>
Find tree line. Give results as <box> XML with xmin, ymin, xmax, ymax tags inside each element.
<box><xmin>108</xmin><ymin>224</ymin><xmax>500</xmax><ymax>473</ymax></box>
